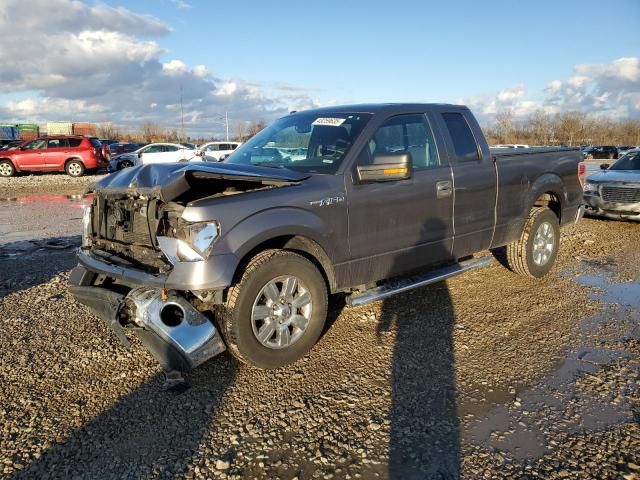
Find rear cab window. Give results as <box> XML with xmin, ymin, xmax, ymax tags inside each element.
<box><xmin>441</xmin><ymin>112</ymin><xmax>480</xmax><ymax>162</ymax></box>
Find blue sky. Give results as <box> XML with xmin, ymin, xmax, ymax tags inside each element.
<box><xmin>125</xmin><ymin>0</ymin><xmax>640</xmax><ymax>103</ymax></box>
<box><xmin>1</xmin><ymin>0</ymin><xmax>639</xmax><ymax>135</ymax></box>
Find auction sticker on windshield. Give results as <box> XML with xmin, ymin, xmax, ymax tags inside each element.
<box><xmin>312</xmin><ymin>118</ymin><xmax>346</xmax><ymax>127</ymax></box>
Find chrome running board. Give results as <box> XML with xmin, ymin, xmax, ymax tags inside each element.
<box><xmin>346</xmin><ymin>256</ymin><xmax>493</xmax><ymax>307</ymax></box>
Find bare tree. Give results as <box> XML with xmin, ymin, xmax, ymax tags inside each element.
<box><xmin>247</xmin><ymin>120</ymin><xmax>267</xmax><ymax>138</ymax></box>
<box><xmin>495</xmin><ymin>109</ymin><xmax>514</xmax><ymax>144</ymax></box>
<box><xmin>140</xmin><ymin>122</ymin><xmax>164</xmax><ymax>143</ymax></box>
<box><xmin>97</xmin><ymin>122</ymin><xmax>119</xmax><ymax>140</ymax></box>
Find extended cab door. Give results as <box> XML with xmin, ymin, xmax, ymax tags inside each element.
<box><xmin>345</xmin><ymin>113</ymin><xmax>454</xmax><ymax>286</ymax></box>
<box><xmin>433</xmin><ymin>108</ymin><xmax>497</xmax><ymax>258</ymax></box>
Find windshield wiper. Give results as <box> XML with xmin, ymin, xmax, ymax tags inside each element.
<box><xmin>252</xmin><ymin>162</ymin><xmax>288</xmax><ymax>169</ymax></box>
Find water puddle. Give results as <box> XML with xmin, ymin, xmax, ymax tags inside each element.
<box><xmin>0</xmin><ymin>194</ymin><xmax>93</xmax><ymax>207</ymax></box>
<box><xmin>463</xmin><ymin>262</ymin><xmax>639</xmax><ymax>460</ymax></box>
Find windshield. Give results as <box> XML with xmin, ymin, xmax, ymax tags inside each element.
<box><xmin>224</xmin><ymin>112</ymin><xmax>372</xmax><ymax>174</ymax></box>
<box><xmin>609</xmin><ymin>150</ymin><xmax>640</xmax><ymax>170</ymax></box>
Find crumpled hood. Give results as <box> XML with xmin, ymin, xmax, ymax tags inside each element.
<box><xmin>587</xmin><ymin>170</ymin><xmax>640</xmax><ymax>184</ymax></box>
<box><xmin>87</xmin><ymin>162</ymin><xmax>310</xmax><ymax>201</ymax></box>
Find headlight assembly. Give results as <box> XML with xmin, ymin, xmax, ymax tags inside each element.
<box><xmin>157</xmin><ymin>221</ymin><xmax>220</xmax><ymax>264</ymax></box>
<box><xmin>583</xmin><ymin>182</ymin><xmax>598</xmax><ymax>193</ymax></box>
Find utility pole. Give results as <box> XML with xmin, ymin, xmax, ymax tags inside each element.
<box><xmin>225</xmin><ymin>111</ymin><xmax>229</xmax><ymax>141</ymax></box>
<box><xmin>180</xmin><ymin>86</ymin><xmax>185</xmax><ymax>142</ymax></box>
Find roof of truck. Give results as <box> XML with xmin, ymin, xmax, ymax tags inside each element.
<box><xmin>289</xmin><ymin>103</ymin><xmax>468</xmax><ymax>116</ymax></box>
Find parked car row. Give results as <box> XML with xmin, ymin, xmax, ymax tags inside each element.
<box><xmin>0</xmin><ymin>135</ymin><xmax>110</xmax><ymax>177</ymax></box>
<box><xmin>580</xmin><ymin>145</ymin><xmax>640</xmax><ymax>160</ymax></box>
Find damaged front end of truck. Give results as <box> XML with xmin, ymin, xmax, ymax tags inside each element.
<box><xmin>69</xmin><ymin>162</ymin><xmax>308</xmax><ymax>377</ymax></box>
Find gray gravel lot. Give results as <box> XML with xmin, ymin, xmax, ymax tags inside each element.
<box><xmin>0</xmin><ymin>176</ymin><xmax>638</xmax><ymax>479</ymax></box>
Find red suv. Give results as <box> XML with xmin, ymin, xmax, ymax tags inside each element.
<box><xmin>0</xmin><ymin>136</ymin><xmax>109</xmax><ymax>177</ymax></box>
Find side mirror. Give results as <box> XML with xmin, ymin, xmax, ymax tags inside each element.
<box><xmin>600</xmin><ymin>163</ymin><xmax>610</xmax><ymax>170</ymax></box>
<box><xmin>356</xmin><ymin>152</ymin><xmax>412</xmax><ymax>182</ymax></box>
<box><xmin>137</xmin><ymin>152</ymin><xmax>142</xmax><ymax>158</ymax></box>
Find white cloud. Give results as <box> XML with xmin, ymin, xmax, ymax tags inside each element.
<box><xmin>460</xmin><ymin>57</ymin><xmax>640</xmax><ymax>123</ymax></box>
<box><xmin>162</xmin><ymin>59</ymin><xmax>188</xmax><ymax>76</ymax></box>
<box><xmin>169</xmin><ymin>0</ymin><xmax>192</xmax><ymax>9</ymax></box>
<box><xmin>0</xmin><ymin>0</ymin><xmax>320</xmax><ymax>137</ymax></box>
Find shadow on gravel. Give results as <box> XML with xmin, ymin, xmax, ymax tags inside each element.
<box><xmin>0</xmin><ymin>235</ymin><xmax>80</xmax><ymax>298</ymax></box>
<box><xmin>377</xmin><ymin>218</ymin><xmax>459</xmax><ymax>479</ymax></box>
<box><xmin>12</xmin><ymin>356</ymin><xmax>238</xmax><ymax>479</ymax></box>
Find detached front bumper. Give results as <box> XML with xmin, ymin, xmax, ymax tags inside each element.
<box><xmin>70</xmin><ymin>265</ymin><xmax>226</xmax><ymax>372</ymax></box>
<box><xmin>583</xmin><ymin>193</ymin><xmax>640</xmax><ymax>221</ymax></box>
<box><xmin>76</xmin><ymin>248</ymin><xmax>238</xmax><ymax>291</ymax></box>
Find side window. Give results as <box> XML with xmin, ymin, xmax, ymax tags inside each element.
<box><xmin>441</xmin><ymin>112</ymin><xmax>480</xmax><ymax>162</ymax></box>
<box><xmin>68</xmin><ymin>138</ymin><xmax>82</xmax><ymax>147</ymax></box>
<box><xmin>367</xmin><ymin>114</ymin><xmax>439</xmax><ymax>169</ymax></box>
<box><xmin>23</xmin><ymin>139</ymin><xmax>47</xmax><ymax>150</ymax></box>
<box><xmin>207</xmin><ymin>144</ymin><xmax>220</xmax><ymax>151</ymax></box>
<box><xmin>47</xmin><ymin>139</ymin><xmax>69</xmax><ymax>148</ymax></box>
<box><xmin>230</xmin><ymin>144</ymin><xmax>238</xmax><ymax>150</ymax></box>
<box><xmin>163</xmin><ymin>145</ymin><xmax>179</xmax><ymax>152</ymax></box>
<box><xmin>143</xmin><ymin>145</ymin><xmax>163</xmax><ymax>154</ymax></box>
<box><xmin>219</xmin><ymin>144</ymin><xmax>231</xmax><ymax>151</ymax></box>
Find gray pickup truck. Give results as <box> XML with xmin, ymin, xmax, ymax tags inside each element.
<box><xmin>70</xmin><ymin>103</ymin><xmax>584</xmax><ymax>374</ymax></box>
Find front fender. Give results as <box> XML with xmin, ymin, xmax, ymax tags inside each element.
<box><xmin>218</xmin><ymin>207</ymin><xmax>336</xmax><ymax>262</ymax></box>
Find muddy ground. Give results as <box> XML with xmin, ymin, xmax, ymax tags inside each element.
<box><xmin>0</xmin><ymin>174</ymin><xmax>638</xmax><ymax>479</ymax></box>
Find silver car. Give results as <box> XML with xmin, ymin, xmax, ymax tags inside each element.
<box><xmin>583</xmin><ymin>149</ymin><xmax>640</xmax><ymax>220</ymax></box>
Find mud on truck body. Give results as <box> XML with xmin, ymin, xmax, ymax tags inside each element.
<box><xmin>70</xmin><ymin>103</ymin><xmax>585</xmax><ymax>377</ymax></box>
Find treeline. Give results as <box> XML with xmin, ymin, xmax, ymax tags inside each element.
<box><xmin>96</xmin><ymin>120</ymin><xmax>268</xmax><ymax>143</ymax></box>
<box><xmin>97</xmin><ymin>110</ymin><xmax>640</xmax><ymax>148</ymax></box>
<box><xmin>483</xmin><ymin>110</ymin><xmax>640</xmax><ymax>146</ymax></box>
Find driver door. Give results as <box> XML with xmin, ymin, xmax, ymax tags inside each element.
<box><xmin>345</xmin><ymin>113</ymin><xmax>454</xmax><ymax>286</ymax></box>
<box><xmin>16</xmin><ymin>139</ymin><xmax>48</xmax><ymax>170</ymax></box>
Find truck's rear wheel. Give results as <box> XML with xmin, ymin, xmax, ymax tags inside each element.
<box><xmin>220</xmin><ymin>249</ymin><xmax>328</xmax><ymax>368</ymax></box>
<box><xmin>505</xmin><ymin>207</ymin><xmax>560</xmax><ymax>278</ymax></box>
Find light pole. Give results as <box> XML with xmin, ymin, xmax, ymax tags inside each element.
<box><xmin>211</xmin><ymin>113</ymin><xmax>230</xmax><ymax>141</ymax></box>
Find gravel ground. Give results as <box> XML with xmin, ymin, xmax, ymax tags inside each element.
<box><xmin>0</xmin><ymin>171</ymin><xmax>106</xmax><ymax>198</ymax></box>
<box><xmin>0</xmin><ymin>187</ymin><xmax>638</xmax><ymax>479</ymax></box>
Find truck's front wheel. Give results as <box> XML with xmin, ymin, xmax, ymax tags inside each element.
<box><xmin>505</xmin><ymin>207</ymin><xmax>560</xmax><ymax>278</ymax></box>
<box><xmin>220</xmin><ymin>249</ymin><xmax>328</xmax><ymax>368</ymax></box>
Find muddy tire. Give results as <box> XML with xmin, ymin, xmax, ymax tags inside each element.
<box><xmin>0</xmin><ymin>160</ymin><xmax>15</xmax><ymax>177</ymax></box>
<box><xmin>220</xmin><ymin>249</ymin><xmax>328</xmax><ymax>369</ymax></box>
<box><xmin>505</xmin><ymin>207</ymin><xmax>560</xmax><ymax>278</ymax></box>
<box><xmin>65</xmin><ymin>159</ymin><xmax>85</xmax><ymax>177</ymax></box>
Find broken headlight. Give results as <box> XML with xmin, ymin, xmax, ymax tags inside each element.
<box><xmin>82</xmin><ymin>205</ymin><xmax>93</xmax><ymax>247</ymax></box>
<box><xmin>583</xmin><ymin>182</ymin><xmax>598</xmax><ymax>193</ymax></box>
<box><xmin>157</xmin><ymin>221</ymin><xmax>220</xmax><ymax>264</ymax></box>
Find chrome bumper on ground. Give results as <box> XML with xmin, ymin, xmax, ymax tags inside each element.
<box><xmin>70</xmin><ymin>265</ymin><xmax>226</xmax><ymax>372</ymax></box>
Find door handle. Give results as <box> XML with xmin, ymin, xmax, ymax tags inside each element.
<box><xmin>436</xmin><ymin>180</ymin><xmax>452</xmax><ymax>199</ymax></box>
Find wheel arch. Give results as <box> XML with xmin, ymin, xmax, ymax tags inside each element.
<box><xmin>527</xmin><ymin>173</ymin><xmax>565</xmax><ymax>223</ymax></box>
<box><xmin>233</xmin><ymin>234</ymin><xmax>337</xmax><ymax>294</ymax></box>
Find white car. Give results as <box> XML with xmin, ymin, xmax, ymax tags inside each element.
<box><xmin>198</xmin><ymin>141</ymin><xmax>242</xmax><ymax>161</ymax></box>
<box><xmin>135</xmin><ymin>143</ymin><xmax>198</xmax><ymax>165</ymax></box>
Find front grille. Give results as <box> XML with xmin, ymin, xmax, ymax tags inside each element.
<box><xmin>601</xmin><ymin>186</ymin><xmax>640</xmax><ymax>204</ymax></box>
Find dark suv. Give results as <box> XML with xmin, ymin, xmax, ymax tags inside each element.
<box><xmin>0</xmin><ymin>136</ymin><xmax>108</xmax><ymax>177</ymax></box>
<box><xmin>583</xmin><ymin>146</ymin><xmax>618</xmax><ymax>160</ymax></box>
